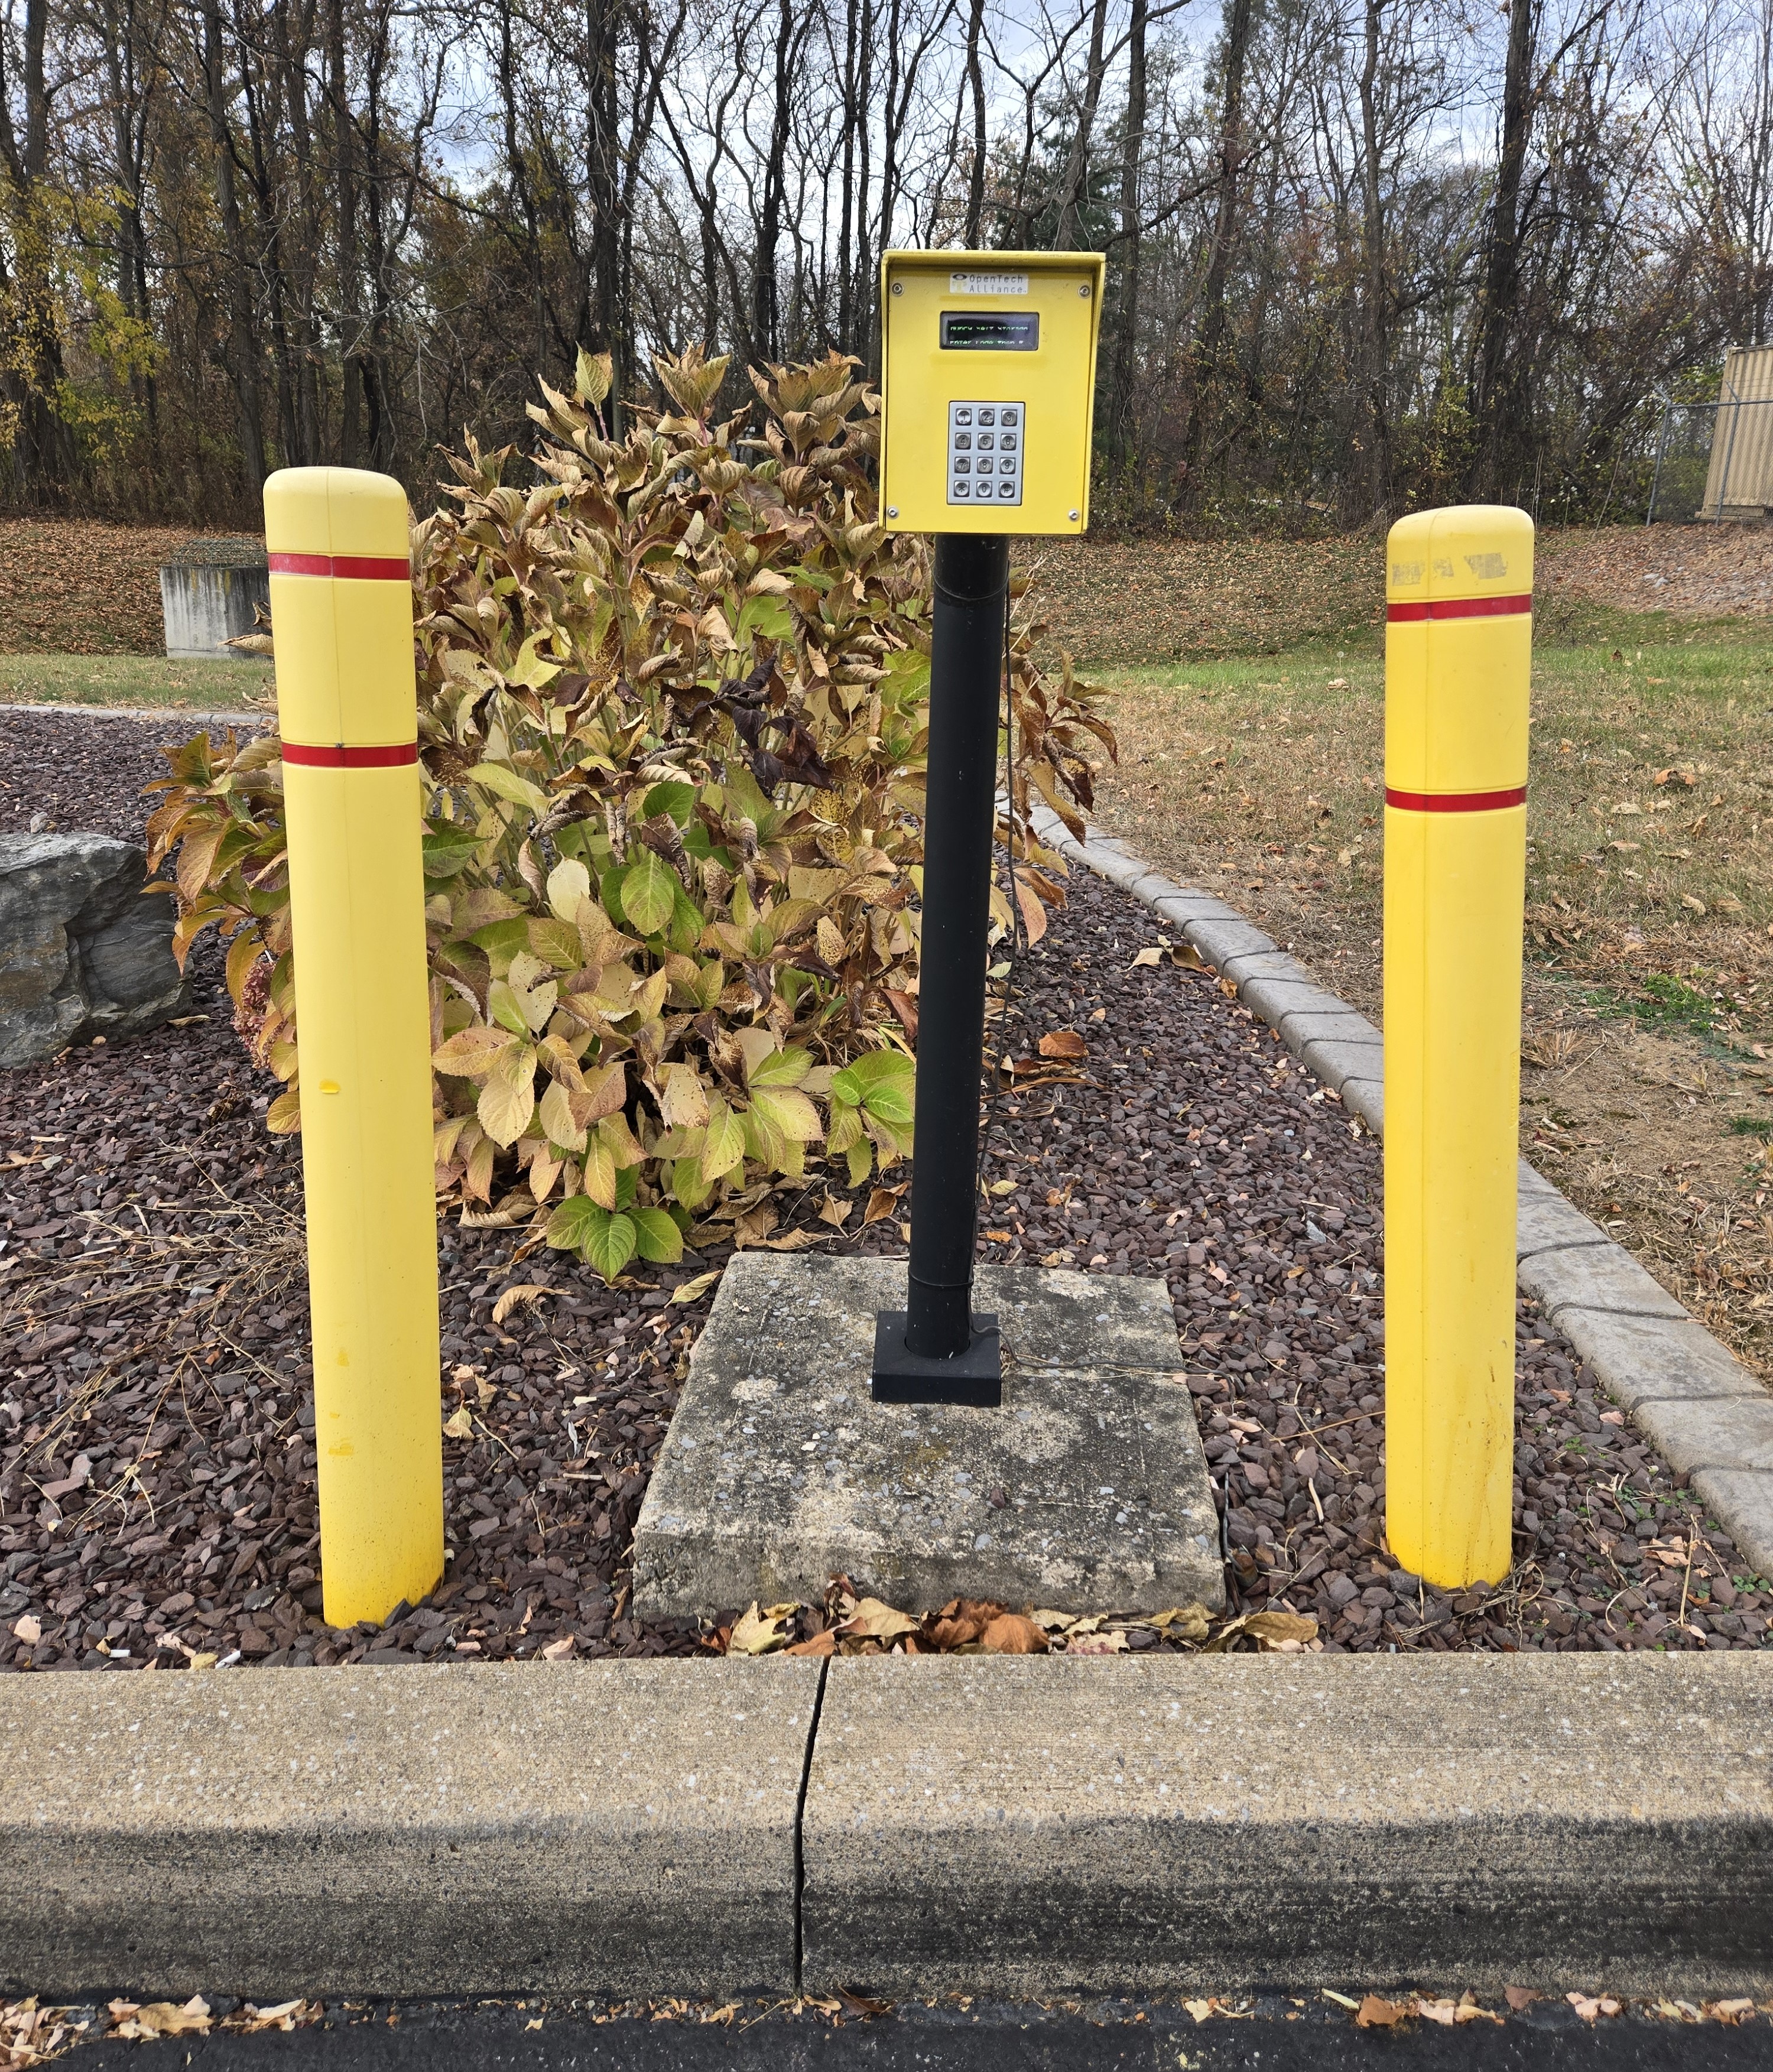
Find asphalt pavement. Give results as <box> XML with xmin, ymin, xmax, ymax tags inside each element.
<box><xmin>59</xmin><ymin>1998</ymin><xmax>1773</xmax><ymax>2070</ymax></box>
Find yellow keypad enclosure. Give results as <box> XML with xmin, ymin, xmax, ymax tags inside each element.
<box><xmin>879</xmin><ymin>251</ymin><xmax>1105</xmax><ymax>535</ymax></box>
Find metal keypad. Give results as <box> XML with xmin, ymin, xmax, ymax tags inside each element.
<box><xmin>948</xmin><ymin>401</ymin><xmax>1024</xmax><ymax>506</ymax></box>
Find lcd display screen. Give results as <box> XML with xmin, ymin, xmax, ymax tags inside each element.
<box><xmin>940</xmin><ymin>311</ymin><xmax>1040</xmax><ymax>352</ymax></box>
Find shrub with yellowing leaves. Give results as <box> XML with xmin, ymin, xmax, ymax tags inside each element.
<box><xmin>146</xmin><ymin>348</ymin><xmax>1113</xmax><ymax>1281</ymax></box>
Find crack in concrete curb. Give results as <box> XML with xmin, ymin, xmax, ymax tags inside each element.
<box><xmin>1028</xmin><ymin>803</ymin><xmax>1773</xmax><ymax>1579</ymax></box>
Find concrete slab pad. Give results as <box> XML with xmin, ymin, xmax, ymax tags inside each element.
<box><xmin>0</xmin><ymin>1659</ymin><xmax>815</xmax><ymax>2001</ymax></box>
<box><xmin>801</xmin><ymin>1652</ymin><xmax>1773</xmax><ymax>1999</ymax></box>
<box><xmin>632</xmin><ymin>1255</ymin><xmax>1222</xmax><ymax>1620</ymax></box>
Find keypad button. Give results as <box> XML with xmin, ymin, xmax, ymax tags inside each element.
<box><xmin>1000</xmin><ymin>456</ymin><xmax>1015</xmax><ymax>474</ymax></box>
<box><xmin>1001</xmin><ymin>432</ymin><xmax>1017</xmax><ymax>451</ymax></box>
<box><xmin>952</xmin><ymin>480</ymin><xmax>970</xmax><ymax>498</ymax></box>
<box><xmin>997</xmin><ymin>481</ymin><xmax>1015</xmax><ymax>498</ymax></box>
<box><xmin>954</xmin><ymin>457</ymin><xmax>970</xmax><ymax>473</ymax></box>
<box><xmin>954</xmin><ymin>407</ymin><xmax>972</xmax><ymax>425</ymax></box>
<box><xmin>979</xmin><ymin>433</ymin><xmax>994</xmax><ymax>451</ymax></box>
<box><xmin>1000</xmin><ymin>407</ymin><xmax>1018</xmax><ymax>427</ymax></box>
<box><xmin>954</xmin><ymin>432</ymin><xmax>970</xmax><ymax>450</ymax></box>
<box><xmin>979</xmin><ymin>408</ymin><xmax>995</xmax><ymax>425</ymax></box>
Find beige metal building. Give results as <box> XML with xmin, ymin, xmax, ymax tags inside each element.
<box><xmin>1702</xmin><ymin>345</ymin><xmax>1773</xmax><ymax>517</ymax></box>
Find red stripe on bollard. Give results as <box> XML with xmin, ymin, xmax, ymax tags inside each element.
<box><xmin>1386</xmin><ymin>594</ymin><xmax>1532</xmax><ymax>622</ymax></box>
<box><xmin>282</xmin><ymin>741</ymin><xmax>419</xmax><ymax>768</ymax></box>
<box><xmin>269</xmin><ymin>551</ymin><xmax>411</xmax><ymax>580</ymax></box>
<box><xmin>1385</xmin><ymin>785</ymin><xmax>1527</xmax><ymax>813</ymax></box>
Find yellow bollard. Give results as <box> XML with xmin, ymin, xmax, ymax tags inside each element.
<box><xmin>1382</xmin><ymin>504</ymin><xmax>1532</xmax><ymax>1590</ymax></box>
<box><xmin>267</xmin><ymin>466</ymin><xmax>443</xmax><ymax>1628</ymax></box>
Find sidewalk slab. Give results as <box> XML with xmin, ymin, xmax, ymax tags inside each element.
<box><xmin>801</xmin><ymin>1653</ymin><xmax>1773</xmax><ymax>2000</ymax></box>
<box><xmin>0</xmin><ymin>1659</ymin><xmax>815</xmax><ymax>2002</ymax></box>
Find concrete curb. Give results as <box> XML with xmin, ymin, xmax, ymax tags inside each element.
<box><xmin>0</xmin><ymin>1659</ymin><xmax>820</xmax><ymax>2000</ymax></box>
<box><xmin>802</xmin><ymin>1652</ymin><xmax>1773</xmax><ymax>1998</ymax></box>
<box><xmin>1028</xmin><ymin>802</ymin><xmax>1773</xmax><ymax>1577</ymax></box>
<box><xmin>8</xmin><ymin>1651</ymin><xmax>1773</xmax><ymax>2002</ymax></box>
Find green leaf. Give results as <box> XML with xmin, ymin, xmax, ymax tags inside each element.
<box><xmin>700</xmin><ymin>1097</ymin><xmax>746</xmax><ymax>1183</ymax></box>
<box><xmin>751</xmin><ymin>1085</ymin><xmax>822</xmax><ymax>1142</ymax></box>
<box><xmin>735</xmin><ymin>593</ymin><xmax>794</xmax><ymax>642</ymax></box>
<box><xmin>630</xmin><ymin>1205</ymin><xmax>685</xmax><ymax>1264</ymax></box>
<box><xmin>621</xmin><ymin>850</ymin><xmax>677</xmax><ymax>936</ymax></box>
<box><xmin>615</xmin><ymin>1162</ymin><xmax>638</xmax><ymax>1210</ymax></box>
<box><xmin>584</xmin><ymin>1209</ymin><xmax>638</xmax><ymax>1281</ymax></box>
<box><xmin>422</xmin><ymin>826</ymin><xmax>481</xmax><ymax>878</ymax></box>
<box><xmin>545</xmin><ymin>1196</ymin><xmax>604</xmax><ymax>1253</ymax></box>
<box><xmin>642</xmin><ymin>780</ymin><xmax>696</xmax><ymax>826</ymax></box>
<box><xmin>487</xmin><ymin>977</ymin><xmax>531</xmax><ymax>1036</ymax></box>
<box><xmin>464</xmin><ymin>761</ymin><xmax>553</xmax><ymax>815</ymax></box>
<box><xmin>831</xmin><ymin>1050</ymin><xmax>915</xmax><ymax>1125</ymax></box>
<box><xmin>748</xmin><ymin>1044</ymin><xmax>811</xmax><ymax>1087</ymax></box>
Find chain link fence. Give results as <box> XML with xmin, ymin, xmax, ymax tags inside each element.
<box><xmin>1648</xmin><ymin>397</ymin><xmax>1773</xmax><ymax>523</ymax></box>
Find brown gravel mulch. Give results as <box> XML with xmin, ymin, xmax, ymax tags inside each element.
<box><xmin>1</xmin><ymin>710</ymin><xmax>1766</xmax><ymax>1677</ymax></box>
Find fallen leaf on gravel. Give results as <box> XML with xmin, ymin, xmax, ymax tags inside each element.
<box><xmin>834</xmin><ymin>1989</ymin><xmax>893</xmax><ymax>2019</ymax></box>
<box><xmin>1705</xmin><ymin>2000</ymin><xmax>1756</xmax><ymax>2024</ymax></box>
<box><xmin>109</xmin><ymin>1998</ymin><xmax>211</xmax><ymax>2039</ymax></box>
<box><xmin>1148</xmin><ymin>1603</ymin><xmax>1210</xmax><ymax>1639</ymax></box>
<box><xmin>729</xmin><ymin>1602</ymin><xmax>798</xmax><ymax>1655</ymax></box>
<box><xmin>1417</xmin><ymin>2000</ymin><xmax>1456</xmax><ymax>2025</ymax></box>
<box><xmin>184</xmin><ymin>1651</ymin><xmax>218</xmax><ymax>1672</ymax></box>
<box><xmin>979</xmin><ymin>1612</ymin><xmax>1047</xmax><ymax>1654</ymax></box>
<box><xmin>838</xmin><ymin>1597</ymin><xmax>919</xmax><ymax>1642</ymax></box>
<box><xmin>12</xmin><ymin>1616</ymin><xmax>40</xmax><ymax>1645</ymax></box>
<box><xmin>1567</xmin><ymin>1994</ymin><xmax>1622</xmax><ymax>2021</ymax></box>
<box><xmin>1202</xmin><ymin>1610</ymin><xmax>1319</xmax><ymax>1652</ymax></box>
<box><xmin>1354</xmin><ymin>1996</ymin><xmax>1406</xmax><ymax>2028</ymax></box>
<box><xmin>1321</xmin><ymin>1991</ymin><xmax>1361</xmax><ymax>2011</ymax></box>
<box><xmin>818</xmin><ymin>1193</ymin><xmax>853</xmax><ymax>1228</ymax></box>
<box><xmin>1130</xmin><ymin>946</ymin><xmax>1165</xmax><ymax>967</ymax></box>
<box><xmin>236</xmin><ymin>2002</ymin><xmax>306</xmax><ymax>2033</ymax></box>
<box><xmin>926</xmin><ymin>1597</ymin><xmax>1001</xmax><ymax>1648</ymax></box>
<box><xmin>862</xmin><ymin>1184</ymin><xmax>905</xmax><ymax>1226</ymax></box>
<box><xmin>1184</xmin><ymin>2000</ymin><xmax>1216</xmax><ymax>2023</ymax></box>
<box><xmin>669</xmin><ymin>1268</ymin><xmax>723</xmax><ymax>1304</ymax></box>
<box><xmin>785</xmin><ymin>1629</ymin><xmax>836</xmax><ymax>1657</ymax></box>
<box><xmin>540</xmin><ymin>1636</ymin><xmax>576</xmax><ymax>1660</ymax></box>
<box><xmin>1455</xmin><ymin>1995</ymin><xmax>1502</xmax><ymax>2024</ymax></box>
<box><xmin>1063</xmin><ymin>1629</ymin><xmax>1128</xmax><ymax>1654</ymax></box>
<box><xmin>492</xmin><ymin>1283</ymin><xmax>560</xmax><ymax>1324</ymax></box>
<box><xmin>442</xmin><ymin>1408</ymin><xmax>475</xmax><ymax>1439</ymax></box>
<box><xmin>1038</xmin><ymin>1028</ymin><xmax>1087</xmax><ymax>1058</ymax></box>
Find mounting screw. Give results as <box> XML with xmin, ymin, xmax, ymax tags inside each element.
<box><xmin>1079</xmin><ymin>282</ymin><xmax>1091</xmax><ymax>297</ymax></box>
<box><xmin>1069</xmin><ymin>509</ymin><xmax>1080</xmax><ymax>521</ymax></box>
<box><xmin>891</xmin><ymin>281</ymin><xmax>904</xmax><ymax>295</ymax></box>
<box><xmin>886</xmin><ymin>506</ymin><xmax>899</xmax><ymax>518</ymax></box>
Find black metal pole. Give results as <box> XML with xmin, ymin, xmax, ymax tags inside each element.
<box><xmin>871</xmin><ymin>531</ymin><xmax>1006</xmax><ymax>1406</ymax></box>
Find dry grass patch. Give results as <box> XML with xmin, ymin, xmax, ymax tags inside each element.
<box><xmin>1080</xmin><ymin>606</ymin><xmax>1773</xmax><ymax>1375</ymax></box>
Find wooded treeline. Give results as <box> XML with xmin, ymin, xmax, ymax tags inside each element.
<box><xmin>4</xmin><ymin>0</ymin><xmax>1771</xmax><ymax>527</ymax></box>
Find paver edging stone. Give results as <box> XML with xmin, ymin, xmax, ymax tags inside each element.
<box><xmin>1027</xmin><ymin>802</ymin><xmax>1773</xmax><ymax>1577</ymax></box>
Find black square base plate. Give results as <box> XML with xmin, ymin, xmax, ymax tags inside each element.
<box><xmin>871</xmin><ymin>1310</ymin><xmax>1002</xmax><ymax>1407</ymax></box>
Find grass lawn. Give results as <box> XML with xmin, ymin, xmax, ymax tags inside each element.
<box><xmin>0</xmin><ymin>651</ymin><xmax>273</xmax><ymax>709</ymax></box>
<box><xmin>1071</xmin><ymin>599</ymin><xmax>1773</xmax><ymax>1376</ymax></box>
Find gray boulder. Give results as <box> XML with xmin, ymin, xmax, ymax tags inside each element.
<box><xmin>0</xmin><ymin>834</ymin><xmax>191</xmax><ymax>1067</ymax></box>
